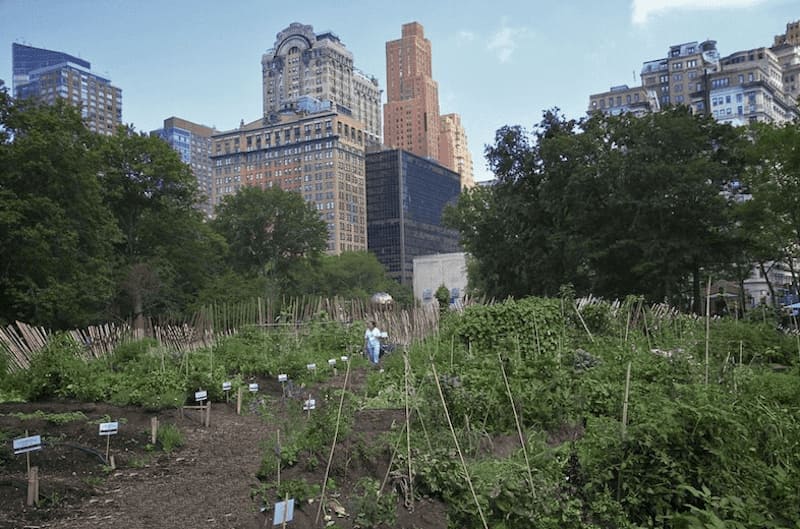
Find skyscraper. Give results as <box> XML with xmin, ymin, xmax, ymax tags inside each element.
<box><xmin>151</xmin><ymin>117</ymin><xmax>217</xmax><ymax>219</ymax></box>
<box><xmin>210</xmin><ymin>98</ymin><xmax>373</xmax><ymax>254</ymax></box>
<box><xmin>261</xmin><ymin>23</ymin><xmax>382</xmax><ymax>144</ymax></box>
<box><xmin>588</xmin><ymin>21</ymin><xmax>800</xmax><ymax>125</ymax></box>
<box><xmin>384</xmin><ymin>22</ymin><xmax>441</xmax><ymax>161</ymax></box>
<box><xmin>366</xmin><ymin>149</ymin><xmax>461</xmax><ymax>285</ymax></box>
<box><xmin>12</xmin><ymin>43</ymin><xmax>122</xmax><ymax>135</ymax></box>
<box><xmin>439</xmin><ymin>113</ymin><xmax>475</xmax><ymax>189</ymax></box>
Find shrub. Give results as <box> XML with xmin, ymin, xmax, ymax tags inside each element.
<box><xmin>157</xmin><ymin>423</ymin><xmax>184</xmax><ymax>453</ymax></box>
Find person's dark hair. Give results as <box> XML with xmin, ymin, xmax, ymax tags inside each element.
<box><xmin>369</xmin><ymin>320</ymin><xmax>376</xmax><ymax>326</ymax></box>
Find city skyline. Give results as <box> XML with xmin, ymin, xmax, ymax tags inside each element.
<box><xmin>1</xmin><ymin>0</ymin><xmax>797</xmax><ymax>182</ymax></box>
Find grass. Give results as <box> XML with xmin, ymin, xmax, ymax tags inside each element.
<box><xmin>157</xmin><ymin>423</ymin><xmax>184</xmax><ymax>454</ymax></box>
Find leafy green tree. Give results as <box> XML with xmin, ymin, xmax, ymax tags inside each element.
<box><xmin>743</xmin><ymin>121</ymin><xmax>800</xmax><ymax>303</ymax></box>
<box><xmin>447</xmin><ymin>107</ymin><xmax>743</xmax><ymax>309</ymax></box>
<box><xmin>212</xmin><ymin>186</ymin><xmax>327</xmax><ymax>294</ymax></box>
<box><xmin>0</xmin><ymin>85</ymin><xmax>119</xmax><ymax>327</ymax></box>
<box><xmin>98</xmin><ymin>129</ymin><xmax>225</xmax><ymax>321</ymax></box>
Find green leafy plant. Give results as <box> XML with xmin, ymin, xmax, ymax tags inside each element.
<box><xmin>156</xmin><ymin>423</ymin><xmax>184</xmax><ymax>454</ymax></box>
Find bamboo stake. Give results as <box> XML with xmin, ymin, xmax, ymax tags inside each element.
<box><xmin>314</xmin><ymin>358</ymin><xmax>351</xmax><ymax>526</ymax></box>
<box><xmin>276</xmin><ymin>429</ymin><xmax>281</xmax><ymax>490</ymax></box>
<box><xmin>497</xmin><ymin>353</ymin><xmax>536</xmax><ymax>499</ymax></box>
<box><xmin>404</xmin><ymin>353</ymin><xmax>414</xmax><ymax>505</ymax></box>
<box><xmin>618</xmin><ymin>361</ymin><xmax>632</xmax><ymax>502</ymax></box>
<box><xmin>705</xmin><ymin>276</ymin><xmax>712</xmax><ymax>386</ymax></box>
<box><xmin>431</xmin><ymin>363</ymin><xmax>489</xmax><ymax>529</ymax></box>
<box><xmin>573</xmin><ymin>304</ymin><xmax>595</xmax><ymax>343</ymax></box>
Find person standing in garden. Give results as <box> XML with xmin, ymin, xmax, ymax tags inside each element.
<box><xmin>364</xmin><ymin>320</ymin><xmax>382</xmax><ymax>364</ymax></box>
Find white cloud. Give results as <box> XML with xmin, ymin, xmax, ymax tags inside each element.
<box><xmin>458</xmin><ymin>30</ymin><xmax>476</xmax><ymax>42</ymax></box>
<box><xmin>487</xmin><ymin>21</ymin><xmax>529</xmax><ymax>63</ymax></box>
<box><xmin>631</xmin><ymin>0</ymin><xmax>766</xmax><ymax>25</ymax></box>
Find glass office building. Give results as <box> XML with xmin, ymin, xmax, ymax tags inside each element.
<box><xmin>366</xmin><ymin>149</ymin><xmax>461</xmax><ymax>285</ymax></box>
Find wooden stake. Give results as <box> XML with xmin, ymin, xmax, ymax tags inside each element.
<box><xmin>27</xmin><ymin>466</ymin><xmax>38</xmax><ymax>506</ymax></box>
<box><xmin>282</xmin><ymin>492</ymin><xmax>289</xmax><ymax>529</ymax></box>
<box><xmin>105</xmin><ymin>434</ymin><xmax>111</xmax><ymax>464</ymax></box>
<box><xmin>276</xmin><ymin>429</ymin><xmax>281</xmax><ymax>489</ymax></box>
<box><xmin>206</xmin><ymin>401</ymin><xmax>211</xmax><ymax>428</ymax></box>
<box><xmin>237</xmin><ymin>387</ymin><xmax>242</xmax><ymax>415</ymax></box>
<box><xmin>314</xmin><ymin>359</ymin><xmax>351</xmax><ymax>526</ymax></box>
<box><xmin>705</xmin><ymin>276</ymin><xmax>712</xmax><ymax>385</ymax></box>
<box><xmin>404</xmin><ymin>353</ymin><xmax>414</xmax><ymax>505</ymax></box>
<box><xmin>573</xmin><ymin>304</ymin><xmax>595</xmax><ymax>343</ymax></box>
<box><xmin>151</xmin><ymin>417</ymin><xmax>158</xmax><ymax>444</ymax></box>
<box><xmin>431</xmin><ymin>363</ymin><xmax>489</xmax><ymax>529</ymax></box>
<box><xmin>618</xmin><ymin>361</ymin><xmax>632</xmax><ymax>502</ymax></box>
<box><xmin>498</xmin><ymin>353</ymin><xmax>536</xmax><ymax>499</ymax></box>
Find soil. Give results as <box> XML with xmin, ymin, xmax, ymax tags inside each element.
<box><xmin>0</xmin><ymin>368</ymin><xmax>448</xmax><ymax>529</ymax></box>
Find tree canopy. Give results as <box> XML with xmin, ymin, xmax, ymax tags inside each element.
<box><xmin>447</xmin><ymin>107</ymin><xmax>748</xmax><ymax>310</ymax></box>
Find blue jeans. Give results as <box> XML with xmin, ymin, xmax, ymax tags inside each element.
<box><xmin>368</xmin><ymin>342</ymin><xmax>380</xmax><ymax>364</ymax></box>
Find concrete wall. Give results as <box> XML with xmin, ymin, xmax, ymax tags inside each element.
<box><xmin>413</xmin><ymin>252</ymin><xmax>468</xmax><ymax>305</ymax></box>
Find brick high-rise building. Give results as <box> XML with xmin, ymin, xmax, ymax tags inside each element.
<box><xmin>12</xmin><ymin>43</ymin><xmax>122</xmax><ymax>135</ymax></box>
<box><xmin>210</xmin><ymin>98</ymin><xmax>374</xmax><ymax>254</ymax></box>
<box><xmin>384</xmin><ymin>22</ymin><xmax>442</xmax><ymax>161</ymax></box>
<box><xmin>261</xmin><ymin>23</ymin><xmax>382</xmax><ymax>144</ymax></box>
<box><xmin>151</xmin><ymin>117</ymin><xmax>217</xmax><ymax>219</ymax></box>
<box><xmin>588</xmin><ymin>21</ymin><xmax>800</xmax><ymax>125</ymax></box>
<box><xmin>439</xmin><ymin>113</ymin><xmax>475</xmax><ymax>189</ymax></box>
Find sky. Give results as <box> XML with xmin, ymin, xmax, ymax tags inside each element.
<box><xmin>1</xmin><ymin>0</ymin><xmax>797</xmax><ymax>181</ymax></box>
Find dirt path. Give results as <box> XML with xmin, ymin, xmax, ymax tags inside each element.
<box><xmin>47</xmin><ymin>403</ymin><xmax>268</xmax><ymax>529</ymax></box>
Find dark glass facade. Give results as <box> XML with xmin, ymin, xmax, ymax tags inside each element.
<box><xmin>366</xmin><ymin>149</ymin><xmax>461</xmax><ymax>285</ymax></box>
<box><xmin>12</xmin><ymin>43</ymin><xmax>90</xmax><ymax>94</ymax></box>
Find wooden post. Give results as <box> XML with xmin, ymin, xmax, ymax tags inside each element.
<box><xmin>282</xmin><ymin>492</ymin><xmax>289</xmax><ymax>529</ymax></box>
<box><xmin>705</xmin><ymin>276</ymin><xmax>712</xmax><ymax>385</ymax></box>
<box><xmin>27</xmin><ymin>466</ymin><xmax>38</xmax><ymax>506</ymax></box>
<box><xmin>205</xmin><ymin>401</ymin><xmax>211</xmax><ymax>428</ymax></box>
<box><xmin>236</xmin><ymin>387</ymin><xmax>242</xmax><ymax>415</ymax></box>
<box><xmin>276</xmin><ymin>429</ymin><xmax>281</xmax><ymax>489</ymax></box>
<box><xmin>151</xmin><ymin>417</ymin><xmax>158</xmax><ymax>444</ymax></box>
<box><xmin>105</xmin><ymin>434</ymin><xmax>111</xmax><ymax>464</ymax></box>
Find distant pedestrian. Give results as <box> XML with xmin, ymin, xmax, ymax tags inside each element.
<box><xmin>364</xmin><ymin>320</ymin><xmax>382</xmax><ymax>364</ymax></box>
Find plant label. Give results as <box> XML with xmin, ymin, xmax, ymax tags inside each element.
<box><xmin>13</xmin><ymin>435</ymin><xmax>42</xmax><ymax>455</ymax></box>
<box><xmin>99</xmin><ymin>422</ymin><xmax>119</xmax><ymax>436</ymax></box>
<box><xmin>328</xmin><ymin>358</ymin><xmax>336</xmax><ymax>366</ymax></box>
<box><xmin>222</xmin><ymin>381</ymin><xmax>232</xmax><ymax>391</ymax></box>
<box><xmin>249</xmin><ymin>383</ymin><xmax>259</xmax><ymax>393</ymax></box>
<box><xmin>272</xmin><ymin>498</ymin><xmax>295</xmax><ymax>525</ymax></box>
<box><xmin>306</xmin><ymin>363</ymin><xmax>316</xmax><ymax>371</ymax></box>
<box><xmin>303</xmin><ymin>399</ymin><xmax>316</xmax><ymax>411</ymax></box>
<box><xmin>340</xmin><ymin>355</ymin><xmax>348</xmax><ymax>362</ymax></box>
<box><xmin>195</xmin><ymin>390</ymin><xmax>208</xmax><ymax>402</ymax></box>
<box><xmin>278</xmin><ymin>374</ymin><xmax>288</xmax><ymax>382</ymax></box>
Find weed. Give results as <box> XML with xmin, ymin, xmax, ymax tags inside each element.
<box><xmin>156</xmin><ymin>423</ymin><xmax>184</xmax><ymax>454</ymax></box>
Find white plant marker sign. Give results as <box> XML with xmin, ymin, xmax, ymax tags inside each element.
<box><xmin>340</xmin><ymin>355</ymin><xmax>349</xmax><ymax>362</ymax></box>
<box><xmin>13</xmin><ymin>435</ymin><xmax>42</xmax><ymax>456</ymax></box>
<box><xmin>249</xmin><ymin>383</ymin><xmax>259</xmax><ymax>393</ymax></box>
<box><xmin>222</xmin><ymin>381</ymin><xmax>232</xmax><ymax>403</ymax></box>
<box><xmin>273</xmin><ymin>497</ymin><xmax>295</xmax><ymax>526</ymax></box>
<box><xmin>195</xmin><ymin>390</ymin><xmax>208</xmax><ymax>403</ymax></box>
<box><xmin>306</xmin><ymin>363</ymin><xmax>316</xmax><ymax>372</ymax></box>
<box><xmin>98</xmin><ymin>422</ymin><xmax>119</xmax><ymax>464</ymax></box>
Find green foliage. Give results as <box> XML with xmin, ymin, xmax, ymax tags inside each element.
<box><xmin>5</xmin><ymin>410</ymin><xmax>87</xmax><ymax>424</ymax></box>
<box><xmin>212</xmin><ymin>186</ymin><xmax>326</xmax><ymax>278</ymax></box>
<box><xmin>352</xmin><ymin>477</ymin><xmax>396</xmax><ymax>528</ymax></box>
<box><xmin>156</xmin><ymin>423</ymin><xmax>184</xmax><ymax>453</ymax></box>
<box><xmin>449</xmin><ymin>108</ymin><xmax>744</xmax><ymax>306</ymax></box>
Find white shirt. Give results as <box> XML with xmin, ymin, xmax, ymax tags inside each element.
<box><xmin>365</xmin><ymin>327</ymin><xmax>381</xmax><ymax>348</ymax></box>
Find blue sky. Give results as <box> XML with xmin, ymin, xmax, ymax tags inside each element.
<box><xmin>1</xmin><ymin>0</ymin><xmax>797</xmax><ymax>181</ymax></box>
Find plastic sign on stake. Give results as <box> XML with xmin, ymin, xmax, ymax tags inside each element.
<box><xmin>340</xmin><ymin>355</ymin><xmax>348</xmax><ymax>362</ymax></box>
<box><xmin>13</xmin><ymin>435</ymin><xmax>42</xmax><ymax>455</ymax></box>
<box><xmin>328</xmin><ymin>358</ymin><xmax>336</xmax><ymax>367</ymax></box>
<box><xmin>303</xmin><ymin>399</ymin><xmax>316</xmax><ymax>411</ymax></box>
<box><xmin>195</xmin><ymin>390</ymin><xmax>208</xmax><ymax>402</ymax></box>
<box><xmin>249</xmin><ymin>383</ymin><xmax>259</xmax><ymax>393</ymax></box>
<box><xmin>222</xmin><ymin>381</ymin><xmax>232</xmax><ymax>392</ymax></box>
<box><xmin>277</xmin><ymin>374</ymin><xmax>288</xmax><ymax>382</ymax></box>
<box><xmin>306</xmin><ymin>363</ymin><xmax>316</xmax><ymax>371</ymax></box>
<box><xmin>272</xmin><ymin>498</ymin><xmax>295</xmax><ymax>525</ymax></box>
<box><xmin>98</xmin><ymin>422</ymin><xmax>119</xmax><ymax>436</ymax></box>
